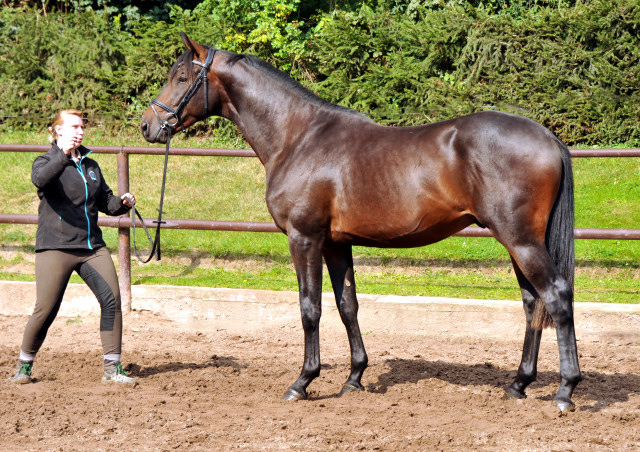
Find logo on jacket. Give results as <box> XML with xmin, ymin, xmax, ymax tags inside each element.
<box><xmin>88</xmin><ymin>170</ymin><xmax>97</xmax><ymax>181</ymax></box>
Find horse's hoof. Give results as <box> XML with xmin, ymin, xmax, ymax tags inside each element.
<box><xmin>338</xmin><ymin>383</ymin><xmax>364</xmax><ymax>397</ymax></box>
<box><xmin>283</xmin><ymin>387</ymin><xmax>306</xmax><ymax>401</ymax></box>
<box><xmin>554</xmin><ymin>398</ymin><xmax>576</xmax><ymax>413</ymax></box>
<box><xmin>503</xmin><ymin>387</ymin><xmax>526</xmax><ymax>401</ymax></box>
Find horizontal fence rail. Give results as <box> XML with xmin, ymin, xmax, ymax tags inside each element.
<box><xmin>1</xmin><ymin>214</ymin><xmax>639</xmax><ymax>240</ymax></box>
<box><xmin>3</xmin><ymin>143</ymin><xmax>640</xmax><ymax>157</ymax></box>
<box><xmin>0</xmin><ymin>144</ymin><xmax>638</xmax><ymax>310</ymax></box>
<box><xmin>0</xmin><ymin>144</ymin><xmax>259</xmax><ymax>157</ymax></box>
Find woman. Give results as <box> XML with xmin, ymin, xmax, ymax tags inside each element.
<box><xmin>12</xmin><ymin>109</ymin><xmax>136</xmax><ymax>384</ymax></box>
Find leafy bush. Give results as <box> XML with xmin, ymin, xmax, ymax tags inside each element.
<box><xmin>309</xmin><ymin>4</ymin><xmax>474</xmax><ymax>124</ymax></box>
<box><xmin>455</xmin><ymin>0</ymin><xmax>640</xmax><ymax>144</ymax></box>
<box><xmin>310</xmin><ymin>0</ymin><xmax>640</xmax><ymax>145</ymax></box>
<box><xmin>0</xmin><ymin>8</ymin><xmax>127</xmax><ymax>129</ymax></box>
<box><xmin>1</xmin><ymin>1</ymin><xmax>639</xmax><ymax>146</ymax></box>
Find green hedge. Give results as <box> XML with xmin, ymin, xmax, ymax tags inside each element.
<box><xmin>0</xmin><ymin>9</ymin><xmax>126</xmax><ymax>128</ymax></box>
<box><xmin>310</xmin><ymin>1</ymin><xmax>640</xmax><ymax>145</ymax></box>
<box><xmin>1</xmin><ymin>1</ymin><xmax>639</xmax><ymax>146</ymax></box>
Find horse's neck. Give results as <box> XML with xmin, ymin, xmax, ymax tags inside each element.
<box><xmin>219</xmin><ymin>65</ymin><xmax>323</xmax><ymax>172</ymax></box>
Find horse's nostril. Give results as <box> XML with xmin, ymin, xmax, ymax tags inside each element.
<box><xmin>141</xmin><ymin>121</ymin><xmax>148</xmax><ymax>136</ymax></box>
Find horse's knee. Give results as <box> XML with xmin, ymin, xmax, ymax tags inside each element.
<box><xmin>338</xmin><ymin>298</ymin><xmax>359</xmax><ymax>321</ymax></box>
<box><xmin>300</xmin><ymin>300</ymin><xmax>321</xmax><ymax>331</ymax></box>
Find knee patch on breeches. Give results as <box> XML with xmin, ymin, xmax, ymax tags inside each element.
<box><xmin>78</xmin><ymin>262</ymin><xmax>118</xmax><ymax>331</ymax></box>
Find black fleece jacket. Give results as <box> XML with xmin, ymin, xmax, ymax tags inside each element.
<box><xmin>32</xmin><ymin>143</ymin><xmax>130</xmax><ymax>251</ymax></box>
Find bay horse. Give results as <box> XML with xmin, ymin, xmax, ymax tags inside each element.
<box><xmin>141</xmin><ymin>33</ymin><xmax>581</xmax><ymax>411</ymax></box>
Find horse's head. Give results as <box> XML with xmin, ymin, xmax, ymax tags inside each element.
<box><xmin>141</xmin><ymin>32</ymin><xmax>219</xmax><ymax>143</ymax></box>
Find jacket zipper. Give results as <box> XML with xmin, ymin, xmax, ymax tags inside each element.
<box><xmin>73</xmin><ymin>157</ymin><xmax>92</xmax><ymax>250</ymax></box>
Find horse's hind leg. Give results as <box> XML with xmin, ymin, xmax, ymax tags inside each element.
<box><xmin>504</xmin><ymin>258</ymin><xmax>543</xmax><ymax>400</ymax></box>
<box><xmin>323</xmin><ymin>243</ymin><xmax>368</xmax><ymax>395</ymax></box>
<box><xmin>506</xmin><ymin>243</ymin><xmax>581</xmax><ymax>411</ymax></box>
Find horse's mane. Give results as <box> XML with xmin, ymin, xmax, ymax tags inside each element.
<box><xmin>225</xmin><ymin>52</ymin><xmax>370</xmax><ymax>120</ymax></box>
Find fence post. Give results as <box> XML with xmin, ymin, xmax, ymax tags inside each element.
<box><xmin>117</xmin><ymin>150</ymin><xmax>132</xmax><ymax>312</ymax></box>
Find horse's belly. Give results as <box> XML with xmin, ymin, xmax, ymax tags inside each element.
<box><xmin>330</xmin><ymin>214</ymin><xmax>475</xmax><ymax>248</ymax></box>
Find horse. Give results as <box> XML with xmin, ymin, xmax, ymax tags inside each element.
<box><xmin>141</xmin><ymin>32</ymin><xmax>581</xmax><ymax>412</ymax></box>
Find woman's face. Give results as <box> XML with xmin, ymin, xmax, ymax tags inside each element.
<box><xmin>55</xmin><ymin>113</ymin><xmax>84</xmax><ymax>149</ymax></box>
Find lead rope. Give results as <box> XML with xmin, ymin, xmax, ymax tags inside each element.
<box><xmin>131</xmin><ymin>127</ymin><xmax>172</xmax><ymax>263</ymax></box>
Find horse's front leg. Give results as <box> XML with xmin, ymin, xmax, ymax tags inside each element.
<box><xmin>283</xmin><ymin>229</ymin><xmax>325</xmax><ymax>401</ymax></box>
<box><xmin>323</xmin><ymin>243</ymin><xmax>368</xmax><ymax>395</ymax></box>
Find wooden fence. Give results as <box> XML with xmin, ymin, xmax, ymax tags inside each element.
<box><xmin>0</xmin><ymin>144</ymin><xmax>638</xmax><ymax>309</ymax></box>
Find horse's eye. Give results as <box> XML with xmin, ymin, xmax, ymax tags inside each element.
<box><xmin>178</xmin><ymin>76</ymin><xmax>187</xmax><ymax>83</ymax></box>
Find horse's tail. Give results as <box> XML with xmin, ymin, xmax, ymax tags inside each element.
<box><xmin>532</xmin><ymin>137</ymin><xmax>575</xmax><ymax>330</ymax></box>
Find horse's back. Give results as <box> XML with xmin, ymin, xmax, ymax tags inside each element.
<box><xmin>321</xmin><ymin>110</ymin><xmax>561</xmax><ymax>171</ymax></box>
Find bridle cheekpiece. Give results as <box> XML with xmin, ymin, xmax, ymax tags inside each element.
<box><xmin>150</xmin><ymin>47</ymin><xmax>216</xmax><ymax>133</ymax></box>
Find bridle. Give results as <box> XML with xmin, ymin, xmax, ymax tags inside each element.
<box><xmin>150</xmin><ymin>47</ymin><xmax>217</xmax><ymax>134</ymax></box>
<box><xmin>133</xmin><ymin>47</ymin><xmax>216</xmax><ymax>263</ymax></box>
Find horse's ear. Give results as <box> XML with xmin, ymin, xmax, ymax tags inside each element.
<box><xmin>180</xmin><ymin>32</ymin><xmax>206</xmax><ymax>59</ymax></box>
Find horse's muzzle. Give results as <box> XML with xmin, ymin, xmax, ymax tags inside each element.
<box><xmin>140</xmin><ymin>118</ymin><xmax>168</xmax><ymax>144</ymax></box>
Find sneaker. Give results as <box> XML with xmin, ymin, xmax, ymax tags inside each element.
<box><xmin>102</xmin><ymin>362</ymin><xmax>136</xmax><ymax>384</ymax></box>
<box><xmin>12</xmin><ymin>360</ymin><xmax>33</xmax><ymax>384</ymax></box>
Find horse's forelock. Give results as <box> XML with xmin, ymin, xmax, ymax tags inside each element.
<box><xmin>169</xmin><ymin>50</ymin><xmax>192</xmax><ymax>79</ymax></box>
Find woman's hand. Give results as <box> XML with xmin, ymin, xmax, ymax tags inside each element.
<box><xmin>57</xmin><ymin>135</ymin><xmax>82</xmax><ymax>156</ymax></box>
<box><xmin>54</xmin><ymin>111</ymin><xmax>84</xmax><ymax>156</ymax></box>
<box><xmin>121</xmin><ymin>193</ymin><xmax>135</xmax><ymax>207</ymax></box>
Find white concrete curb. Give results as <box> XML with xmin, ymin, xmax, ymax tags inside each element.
<box><xmin>1</xmin><ymin>280</ymin><xmax>637</xmax><ymax>324</ymax></box>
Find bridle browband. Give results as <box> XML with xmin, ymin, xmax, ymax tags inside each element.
<box><xmin>150</xmin><ymin>47</ymin><xmax>217</xmax><ymax>134</ymax></box>
<box><xmin>133</xmin><ymin>47</ymin><xmax>216</xmax><ymax>263</ymax></box>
